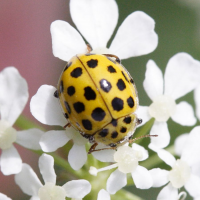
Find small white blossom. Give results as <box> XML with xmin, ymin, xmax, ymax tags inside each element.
<box><xmin>0</xmin><ymin>67</ymin><xmax>43</xmax><ymax>175</ymax></box>
<box><xmin>15</xmin><ymin>154</ymin><xmax>91</xmax><ymax>200</ymax></box>
<box><xmin>97</xmin><ymin>189</ymin><xmax>110</xmax><ymax>200</ymax></box>
<box><xmin>149</xmin><ymin>126</ymin><xmax>200</xmax><ymax>200</ymax></box>
<box><xmin>89</xmin><ymin>144</ymin><xmax>153</xmax><ymax>194</ymax></box>
<box><xmin>194</xmin><ymin>84</ymin><xmax>200</xmax><ymax>121</ymax></box>
<box><xmin>30</xmin><ymin>85</ymin><xmax>88</xmax><ymax>170</ymax></box>
<box><xmin>137</xmin><ymin>53</ymin><xmax>200</xmax><ymax>149</ymax></box>
<box><xmin>0</xmin><ymin>193</ymin><xmax>12</xmax><ymax>200</ymax></box>
<box><xmin>51</xmin><ymin>0</ymin><xmax>158</xmax><ymax>61</ymax></box>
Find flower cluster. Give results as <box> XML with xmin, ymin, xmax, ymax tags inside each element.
<box><xmin>1</xmin><ymin>0</ymin><xmax>200</xmax><ymax>200</ymax></box>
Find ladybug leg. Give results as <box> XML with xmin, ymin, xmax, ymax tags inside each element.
<box><xmin>64</xmin><ymin>123</ymin><xmax>71</xmax><ymax>129</ymax></box>
<box><xmin>53</xmin><ymin>90</ymin><xmax>59</xmax><ymax>98</ymax></box>
<box><xmin>87</xmin><ymin>44</ymin><xmax>92</xmax><ymax>53</ymax></box>
<box><xmin>128</xmin><ymin>134</ymin><xmax>158</xmax><ymax>144</ymax></box>
<box><xmin>88</xmin><ymin>143</ymin><xmax>116</xmax><ymax>154</ymax></box>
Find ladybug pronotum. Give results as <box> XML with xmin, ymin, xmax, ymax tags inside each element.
<box><xmin>54</xmin><ymin>53</ymin><xmax>142</xmax><ymax>153</ymax></box>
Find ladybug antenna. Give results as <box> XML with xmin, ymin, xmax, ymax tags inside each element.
<box><xmin>129</xmin><ymin>134</ymin><xmax>158</xmax><ymax>144</ymax></box>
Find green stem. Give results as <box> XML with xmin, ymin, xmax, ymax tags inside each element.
<box><xmin>15</xmin><ymin>115</ymin><xmax>45</xmax><ymax>130</ymax></box>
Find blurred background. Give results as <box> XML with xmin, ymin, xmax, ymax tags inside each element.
<box><xmin>0</xmin><ymin>0</ymin><xmax>200</xmax><ymax>199</ymax></box>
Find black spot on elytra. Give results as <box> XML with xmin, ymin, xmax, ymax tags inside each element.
<box><xmin>73</xmin><ymin>102</ymin><xmax>85</xmax><ymax>113</ymax></box>
<box><xmin>67</xmin><ymin>86</ymin><xmax>75</xmax><ymax>96</ymax></box>
<box><xmin>82</xmin><ymin>119</ymin><xmax>92</xmax><ymax>130</ymax></box>
<box><xmin>100</xmin><ymin>79</ymin><xmax>112</xmax><ymax>93</ymax></box>
<box><xmin>64</xmin><ymin>101</ymin><xmax>71</xmax><ymax>114</ymax></box>
<box><xmin>112</xmin><ymin>97</ymin><xmax>124</xmax><ymax>111</ymax></box>
<box><xmin>107</xmin><ymin>65</ymin><xmax>116</xmax><ymax>73</ymax></box>
<box><xmin>64</xmin><ymin>62</ymin><xmax>72</xmax><ymax>71</ymax></box>
<box><xmin>64</xmin><ymin>113</ymin><xmax>69</xmax><ymax>119</ymax></box>
<box><xmin>123</xmin><ymin>116</ymin><xmax>132</xmax><ymax>124</ymax></box>
<box><xmin>120</xmin><ymin>127</ymin><xmax>127</xmax><ymax>133</ymax></box>
<box><xmin>91</xmin><ymin>107</ymin><xmax>106</xmax><ymax>121</ymax></box>
<box><xmin>99</xmin><ymin>129</ymin><xmax>108</xmax><ymax>137</ymax></box>
<box><xmin>84</xmin><ymin>86</ymin><xmax>96</xmax><ymax>100</ymax></box>
<box><xmin>127</xmin><ymin>97</ymin><xmax>134</xmax><ymax>108</ymax></box>
<box><xmin>111</xmin><ymin>118</ymin><xmax>117</xmax><ymax>127</ymax></box>
<box><xmin>70</xmin><ymin>67</ymin><xmax>82</xmax><ymax>78</ymax></box>
<box><xmin>117</xmin><ymin>79</ymin><xmax>126</xmax><ymax>91</ymax></box>
<box><xmin>87</xmin><ymin>59</ymin><xmax>98</xmax><ymax>68</ymax></box>
<box><xmin>111</xmin><ymin>131</ymin><xmax>118</xmax><ymax>138</ymax></box>
<box><xmin>60</xmin><ymin>80</ymin><xmax>64</xmax><ymax>93</ymax></box>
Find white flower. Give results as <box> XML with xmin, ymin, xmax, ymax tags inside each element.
<box><xmin>137</xmin><ymin>52</ymin><xmax>200</xmax><ymax>149</ymax></box>
<box><xmin>0</xmin><ymin>193</ymin><xmax>12</xmax><ymax>200</ymax></box>
<box><xmin>51</xmin><ymin>0</ymin><xmax>158</xmax><ymax>61</ymax></box>
<box><xmin>30</xmin><ymin>85</ymin><xmax>88</xmax><ymax>170</ymax></box>
<box><xmin>0</xmin><ymin>67</ymin><xmax>43</xmax><ymax>175</ymax></box>
<box><xmin>15</xmin><ymin>153</ymin><xmax>91</xmax><ymax>200</ymax></box>
<box><xmin>89</xmin><ymin>144</ymin><xmax>153</xmax><ymax>194</ymax></box>
<box><xmin>194</xmin><ymin>84</ymin><xmax>200</xmax><ymax>121</ymax></box>
<box><xmin>97</xmin><ymin>189</ymin><xmax>110</xmax><ymax>200</ymax></box>
<box><xmin>149</xmin><ymin>126</ymin><xmax>200</xmax><ymax>200</ymax></box>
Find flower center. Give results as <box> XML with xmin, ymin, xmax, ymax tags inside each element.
<box><xmin>0</xmin><ymin>120</ymin><xmax>17</xmax><ymax>150</ymax></box>
<box><xmin>38</xmin><ymin>182</ymin><xmax>66</xmax><ymax>200</ymax></box>
<box><xmin>168</xmin><ymin>159</ymin><xmax>191</xmax><ymax>188</ymax></box>
<box><xmin>148</xmin><ymin>95</ymin><xmax>176</xmax><ymax>122</ymax></box>
<box><xmin>114</xmin><ymin>146</ymin><xmax>139</xmax><ymax>173</ymax></box>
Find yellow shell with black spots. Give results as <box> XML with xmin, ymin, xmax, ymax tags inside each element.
<box><xmin>56</xmin><ymin>53</ymin><xmax>140</xmax><ymax>149</ymax></box>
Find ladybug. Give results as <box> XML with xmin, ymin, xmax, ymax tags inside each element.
<box><xmin>54</xmin><ymin>53</ymin><xmax>142</xmax><ymax>153</ymax></box>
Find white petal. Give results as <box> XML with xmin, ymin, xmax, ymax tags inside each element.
<box><xmin>40</xmin><ymin>130</ymin><xmax>70</xmax><ymax>152</ymax></box>
<box><xmin>68</xmin><ymin>144</ymin><xmax>87</xmax><ymax>170</ymax></box>
<box><xmin>50</xmin><ymin>20</ymin><xmax>86</xmax><ymax>61</ymax></box>
<box><xmin>194</xmin><ymin>85</ymin><xmax>200</xmax><ymax>120</ymax></box>
<box><xmin>174</xmin><ymin>133</ymin><xmax>189</xmax><ymax>156</ymax></box>
<box><xmin>135</xmin><ymin>106</ymin><xmax>151</xmax><ymax>127</ymax></box>
<box><xmin>110</xmin><ymin>11</ymin><xmax>158</xmax><ymax>59</ymax></box>
<box><xmin>92</xmin><ymin>149</ymin><xmax>115</xmax><ymax>162</ymax></box>
<box><xmin>30</xmin><ymin>197</ymin><xmax>40</xmax><ymax>200</ymax></box>
<box><xmin>131</xmin><ymin>143</ymin><xmax>148</xmax><ymax>161</ymax></box>
<box><xmin>30</xmin><ymin>85</ymin><xmax>66</xmax><ymax>126</ymax></box>
<box><xmin>171</xmin><ymin>101</ymin><xmax>197</xmax><ymax>126</ymax></box>
<box><xmin>181</xmin><ymin>126</ymin><xmax>200</xmax><ymax>166</ymax></box>
<box><xmin>143</xmin><ymin>60</ymin><xmax>164</xmax><ymax>101</ymax></box>
<box><xmin>149</xmin><ymin>122</ymin><xmax>170</xmax><ymax>149</ymax></box>
<box><xmin>0</xmin><ymin>193</ymin><xmax>12</xmax><ymax>200</ymax></box>
<box><xmin>15</xmin><ymin>164</ymin><xmax>42</xmax><ymax>196</ymax></box>
<box><xmin>131</xmin><ymin>165</ymin><xmax>153</xmax><ymax>189</ymax></box>
<box><xmin>164</xmin><ymin>52</ymin><xmax>200</xmax><ymax>100</ymax></box>
<box><xmin>1</xmin><ymin>145</ymin><xmax>22</xmax><ymax>175</ymax></box>
<box><xmin>106</xmin><ymin>169</ymin><xmax>127</xmax><ymax>194</ymax></box>
<box><xmin>149</xmin><ymin>168</ymin><xmax>169</xmax><ymax>187</ymax></box>
<box><xmin>157</xmin><ymin>183</ymin><xmax>178</xmax><ymax>200</ymax></box>
<box><xmin>157</xmin><ymin>149</ymin><xmax>176</xmax><ymax>168</ymax></box>
<box><xmin>70</xmin><ymin>0</ymin><xmax>118</xmax><ymax>50</ymax></box>
<box><xmin>185</xmin><ymin>174</ymin><xmax>200</xmax><ymax>198</ymax></box>
<box><xmin>97</xmin><ymin>189</ymin><xmax>110</xmax><ymax>200</ymax></box>
<box><xmin>39</xmin><ymin>154</ymin><xmax>56</xmax><ymax>184</ymax></box>
<box><xmin>62</xmin><ymin>179</ymin><xmax>91</xmax><ymax>198</ymax></box>
<box><xmin>16</xmin><ymin>129</ymin><xmax>44</xmax><ymax>150</ymax></box>
<box><xmin>0</xmin><ymin>67</ymin><xmax>28</xmax><ymax>126</ymax></box>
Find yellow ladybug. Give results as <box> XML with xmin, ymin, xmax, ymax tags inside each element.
<box><xmin>54</xmin><ymin>53</ymin><xmax>142</xmax><ymax>153</ymax></box>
